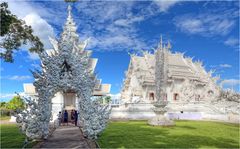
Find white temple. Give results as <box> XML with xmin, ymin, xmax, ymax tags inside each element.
<box><xmin>111</xmin><ymin>38</ymin><xmax>239</xmax><ymax>123</ymax></box>
<box><xmin>22</xmin><ymin>5</ymin><xmax>111</xmax><ymax>122</ymax></box>
<box><xmin>121</xmin><ymin>39</ymin><xmax>220</xmax><ymax>103</ymax></box>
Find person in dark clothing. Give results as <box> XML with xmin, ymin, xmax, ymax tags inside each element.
<box><xmin>63</xmin><ymin>110</ymin><xmax>68</xmax><ymax>125</ymax></box>
<box><xmin>70</xmin><ymin>109</ymin><xmax>75</xmax><ymax>124</ymax></box>
<box><xmin>74</xmin><ymin>110</ymin><xmax>78</xmax><ymax>126</ymax></box>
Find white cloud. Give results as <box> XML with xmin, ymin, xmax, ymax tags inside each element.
<box><xmin>0</xmin><ymin>92</ymin><xmax>25</xmax><ymax>100</ymax></box>
<box><xmin>75</xmin><ymin>1</ymin><xmax>149</xmax><ymax>52</ymax></box>
<box><xmin>219</xmin><ymin>64</ymin><xmax>232</xmax><ymax>68</ymax></box>
<box><xmin>8</xmin><ymin>1</ymin><xmax>35</xmax><ymax>18</ymax></box>
<box><xmin>27</xmin><ymin>52</ymin><xmax>40</xmax><ymax>61</ymax></box>
<box><xmin>7</xmin><ymin>1</ymin><xmax>55</xmax><ymax>60</ymax></box>
<box><xmin>8</xmin><ymin>75</ymin><xmax>32</xmax><ymax>81</ymax></box>
<box><xmin>174</xmin><ymin>13</ymin><xmax>236</xmax><ymax>36</ymax></box>
<box><xmin>114</xmin><ymin>16</ymin><xmax>144</xmax><ymax>27</ymax></box>
<box><xmin>224</xmin><ymin>37</ymin><xmax>239</xmax><ymax>48</ymax></box>
<box><xmin>221</xmin><ymin>79</ymin><xmax>240</xmax><ymax>87</ymax></box>
<box><xmin>23</xmin><ymin>13</ymin><xmax>54</xmax><ymax>49</ymax></box>
<box><xmin>0</xmin><ymin>93</ymin><xmax>16</xmax><ymax>100</ymax></box>
<box><xmin>31</xmin><ymin>63</ymin><xmax>41</xmax><ymax>69</ymax></box>
<box><xmin>153</xmin><ymin>0</ymin><xmax>180</xmax><ymax>12</ymax></box>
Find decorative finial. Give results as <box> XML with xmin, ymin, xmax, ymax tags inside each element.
<box><xmin>160</xmin><ymin>35</ymin><xmax>163</xmax><ymax>50</ymax></box>
<box><xmin>68</xmin><ymin>5</ymin><xmax>72</xmax><ymax>17</ymax></box>
<box><xmin>167</xmin><ymin>40</ymin><xmax>172</xmax><ymax>50</ymax></box>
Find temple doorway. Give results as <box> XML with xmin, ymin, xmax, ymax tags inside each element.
<box><xmin>63</xmin><ymin>92</ymin><xmax>78</xmax><ymax>122</ymax></box>
<box><xmin>63</xmin><ymin>92</ymin><xmax>76</xmax><ymax>110</ymax></box>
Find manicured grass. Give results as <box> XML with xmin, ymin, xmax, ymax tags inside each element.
<box><xmin>1</xmin><ymin>124</ymin><xmax>26</xmax><ymax>148</ymax></box>
<box><xmin>98</xmin><ymin>120</ymin><xmax>239</xmax><ymax>148</ymax></box>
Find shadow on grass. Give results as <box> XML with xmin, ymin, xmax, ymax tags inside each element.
<box><xmin>174</xmin><ymin>125</ymin><xmax>197</xmax><ymax>129</ymax></box>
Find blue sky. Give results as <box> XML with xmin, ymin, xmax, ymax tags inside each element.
<box><xmin>0</xmin><ymin>0</ymin><xmax>239</xmax><ymax>101</ymax></box>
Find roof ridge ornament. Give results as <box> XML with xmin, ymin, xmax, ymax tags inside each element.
<box><xmin>167</xmin><ymin>40</ymin><xmax>172</xmax><ymax>50</ymax></box>
<box><xmin>159</xmin><ymin>35</ymin><xmax>163</xmax><ymax>50</ymax></box>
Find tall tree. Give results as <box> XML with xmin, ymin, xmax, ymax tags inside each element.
<box><xmin>0</xmin><ymin>2</ymin><xmax>43</xmax><ymax>62</ymax></box>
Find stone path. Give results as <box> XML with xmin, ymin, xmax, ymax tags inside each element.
<box><xmin>37</xmin><ymin>125</ymin><xmax>96</xmax><ymax>148</ymax></box>
<box><xmin>0</xmin><ymin>120</ymin><xmax>15</xmax><ymax>124</ymax></box>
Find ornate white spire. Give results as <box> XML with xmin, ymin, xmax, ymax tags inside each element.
<box><xmin>61</xmin><ymin>5</ymin><xmax>79</xmax><ymax>42</ymax></box>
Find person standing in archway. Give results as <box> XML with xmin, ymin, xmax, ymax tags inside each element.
<box><xmin>74</xmin><ymin>110</ymin><xmax>78</xmax><ymax>126</ymax></box>
<box><xmin>70</xmin><ymin>109</ymin><xmax>75</xmax><ymax>124</ymax></box>
<box><xmin>63</xmin><ymin>110</ymin><xmax>68</xmax><ymax>126</ymax></box>
<box><xmin>58</xmin><ymin>111</ymin><xmax>62</xmax><ymax>126</ymax></box>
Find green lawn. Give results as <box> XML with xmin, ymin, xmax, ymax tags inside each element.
<box><xmin>1</xmin><ymin>124</ymin><xmax>39</xmax><ymax>148</ymax></box>
<box><xmin>1</xmin><ymin>124</ymin><xmax>26</xmax><ymax>148</ymax></box>
<box><xmin>98</xmin><ymin>120</ymin><xmax>240</xmax><ymax>148</ymax></box>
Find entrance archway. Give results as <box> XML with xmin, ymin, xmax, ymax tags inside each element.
<box><xmin>15</xmin><ymin>5</ymin><xmax>111</xmax><ymax>140</ymax></box>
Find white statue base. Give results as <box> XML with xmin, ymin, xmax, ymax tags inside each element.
<box><xmin>148</xmin><ymin>115</ymin><xmax>175</xmax><ymax>126</ymax></box>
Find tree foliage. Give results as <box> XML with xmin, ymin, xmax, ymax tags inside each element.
<box><xmin>0</xmin><ymin>102</ymin><xmax>7</xmax><ymax>107</ymax></box>
<box><xmin>105</xmin><ymin>96</ymin><xmax>112</xmax><ymax>103</ymax></box>
<box><xmin>6</xmin><ymin>96</ymin><xmax>25</xmax><ymax>111</ymax></box>
<box><xmin>96</xmin><ymin>96</ymin><xmax>112</xmax><ymax>104</ymax></box>
<box><xmin>0</xmin><ymin>2</ymin><xmax>43</xmax><ymax>62</ymax></box>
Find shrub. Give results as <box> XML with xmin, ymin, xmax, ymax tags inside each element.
<box><xmin>0</xmin><ymin>107</ymin><xmax>11</xmax><ymax>116</ymax></box>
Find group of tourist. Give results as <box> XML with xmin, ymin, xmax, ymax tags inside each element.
<box><xmin>58</xmin><ymin>109</ymin><xmax>79</xmax><ymax>126</ymax></box>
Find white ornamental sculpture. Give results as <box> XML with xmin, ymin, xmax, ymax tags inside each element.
<box><xmin>15</xmin><ymin>5</ymin><xmax>111</xmax><ymax>140</ymax></box>
<box><xmin>148</xmin><ymin>37</ymin><xmax>175</xmax><ymax>126</ymax></box>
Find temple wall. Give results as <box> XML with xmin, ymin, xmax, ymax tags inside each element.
<box><xmin>110</xmin><ymin>103</ymin><xmax>239</xmax><ymax>123</ymax></box>
<box><xmin>110</xmin><ymin>103</ymin><xmax>155</xmax><ymax>120</ymax></box>
<box><xmin>130</xmin><ymin>75</ymin><xmax>139</xmax><ymax>88</ymax></box>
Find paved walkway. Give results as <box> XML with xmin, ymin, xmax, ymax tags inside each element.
<box><xmin>37</xmin><ymin>125</ymin><xmax>96</xmax><ymax>148</ymax></box>
<box><xmin>0</xmin><ymin>120</ymin><xmax>15</xmax><ymax>124</ymax></box>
